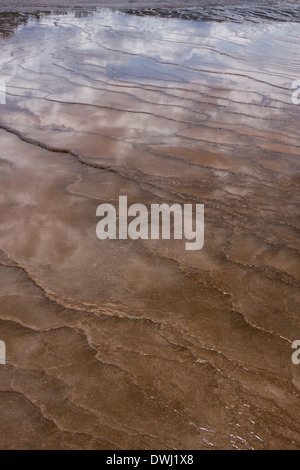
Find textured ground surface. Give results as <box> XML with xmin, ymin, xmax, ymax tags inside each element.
<box><xmin>0</xmin><ymin>5</ymin><xmax>300</xmax><ymax>450</ymax></box>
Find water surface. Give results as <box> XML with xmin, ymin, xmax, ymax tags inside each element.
<box><xmin>0</xmin><ymin>7</ymin><xmax>299</xmax><ymax>450</ymax></box>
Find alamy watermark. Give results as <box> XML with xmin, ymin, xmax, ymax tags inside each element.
<box><xmin>96</xmin><ymin>196</ymin><xmax>204</xmax><ymax>251</ymax></box>
<box><xmin>292</xmin><ymin>340</ymin><xmax>300</xmax><ymax>365</ymax></box>
<box><xmin>291</xmin><ymin>80</ymin><xmax>300</xmax><ymax>105</ymax></box>
<box><xmin>0</xmin><ymin>80</ymin><xmax>6</xmax><ymax>104</ymax></box>
<box><xmin>0</xmin><ymin>340</ymin><xmax>6</xmax><ymax>364</ymax></box>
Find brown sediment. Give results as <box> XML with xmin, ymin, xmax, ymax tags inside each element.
<box><xmin>0</xmin><ymin>6</ymin><xmax>299</xmax><ymax>450</ymax></box>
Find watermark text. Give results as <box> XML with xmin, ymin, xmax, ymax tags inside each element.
<box><xmin>0</xmin><ymin>80</ymin><xmax>6</xmax><ymax>104</ymax></box>
<box><xmin>291</xmin><ymin>80</ymin><xmax>300</xmax><ymax>104</ymax></box>
<box><xmin>292</xmin><ymin>340</ymin><xmax>300</xmax><ymax>365</ymax></box>
<box><xmin>96</xmin><ymin>196</ymin><xmax>204</xmax><ymax>251</ymax></box>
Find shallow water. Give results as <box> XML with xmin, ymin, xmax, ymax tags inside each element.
<box><xmin>0</xmin><ymin>7</ymin><xmax>300</xmax><ymax>450</ymax></box>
